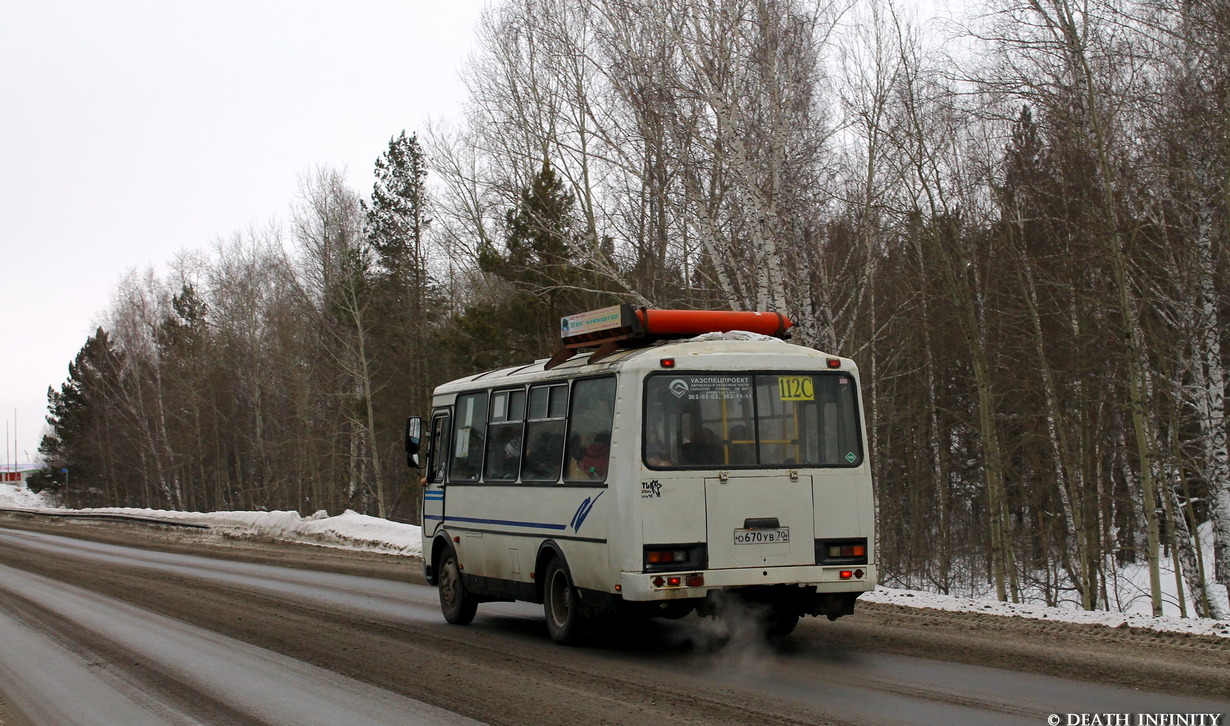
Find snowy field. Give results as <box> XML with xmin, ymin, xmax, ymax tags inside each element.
<box><xmin>2</xmin><ymin>481</ymin><xmax>1227</xmax><ymax>639</ymax></box>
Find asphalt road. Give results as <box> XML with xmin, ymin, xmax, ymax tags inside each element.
<box><xmin>0</xmin><ymin>515</ymin><xmax>1226</xmax><ymax>726</ymax></box>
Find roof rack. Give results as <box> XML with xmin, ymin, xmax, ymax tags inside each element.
<box><xmin>545</xmin><ymin>303</ymin><xmax>794</xmax><ymax>369</ymax></box>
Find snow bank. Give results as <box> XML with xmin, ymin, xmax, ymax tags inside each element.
<box><xmin>0</xmin><ymin>486</ymin><xmax>421</xmax><ymax>558</ymax></box>
<box><xmin>865</xmin><ymin>586</ymin><xmax>1230</xmax><ymax>638</ymax></box>
<box><xmin>294</xmin><ymin>509</ymin><xmax>423</xmax><ymax>556</ymax></box>
<box><xmin>0</xmin><ymin>481</ymin><xmax>57</xmax><ymax>509</ymax></box>
<box><xmin>87</xmin><ymin>507</ymin><xmax>426</xmax><ymax>558</ymax></box>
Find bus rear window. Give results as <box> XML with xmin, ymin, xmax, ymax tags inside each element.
<box><xmin>643</xmin><ymin>373</ymin><xmax>861</xmax><ymax>469</ymax></box>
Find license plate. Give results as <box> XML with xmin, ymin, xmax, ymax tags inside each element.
<box><xmin>734</xmin><ymin>527</ymin><xmax>790</xmax><ymax>545</ymax></box>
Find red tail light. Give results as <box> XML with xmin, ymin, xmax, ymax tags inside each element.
<box><xmin>652</xmin><ymin>574</ymin><xmax>702</xmax><ymax>588</ymax></box>
<box><xmin>647</xmin><ymin>550</ymin><xmax>686</xmax><ymax>564</ymax></box>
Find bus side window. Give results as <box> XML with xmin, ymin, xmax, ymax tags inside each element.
<box><xmin>564</xmin><ymin>377</ymin><xmax>617</xmax><ymax>481</ymax></box>
<box><xmin>426</xmin><ymin>412</ymin><xmax>451</xmax><ymax>484</ymax></box>
<box><xmin>450</xmin><ymin>392</ymin><xmax>488</xmax><ymax>482</ymax></box>
<box><xmin>484</xmin><ymin>388</ymin><xmax>526</xmax><ymax>481</ymax></box>
<box><xmin>522</xmin><ymin>384</ymin><xmax>568</xmax><ymax>482</ymax></box>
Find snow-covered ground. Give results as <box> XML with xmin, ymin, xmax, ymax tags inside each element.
<box><xmin>2</xmin><ymin>482</ymin><xmax>1227</xmax><ymax>638</ymax></box>
<box><xmin>0</xmin><ymin>481</ymin><xmax>53</xmax><ymax>510</ymax></box>
<box><xmin>865</xmin><ymin>587</ymin><xmax>1230</xmax><ymax>638</ymax></box>
<box><xmin>0</xmin><ymin>484</ymin><xmax>423</xmax><ymax>557</ymax></box>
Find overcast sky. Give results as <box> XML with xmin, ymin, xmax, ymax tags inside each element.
<box><xmin>1</xmin><ymin>1</ymin><xmax>486</xmax><ymax>466</ymax></box>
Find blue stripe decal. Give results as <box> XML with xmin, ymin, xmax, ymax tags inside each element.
<box><xmin>435</xmin><ymin>515</ymin><xmax>567</xmax><ymax>530</ymax></box>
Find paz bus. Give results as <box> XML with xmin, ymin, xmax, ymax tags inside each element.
<box><xmin>404</xmin><ymin>304</ymin><xmax>875</xmax><ymax>644</ymax></box>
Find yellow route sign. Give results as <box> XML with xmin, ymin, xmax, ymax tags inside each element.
<box><xmin>777</xmin><ymin>376</ymin><xmax>814</xmax><ymax>401</ymax></box>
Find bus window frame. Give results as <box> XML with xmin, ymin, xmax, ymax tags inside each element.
<box><xmin>449</xmin><ymin>390</ymin><xmax>490</xmax><ymax>483</ymax></box>
<box><xmin>520</xmin><ymin>382</ymin><xmax>570</xmax><ymax>483</ymax></box>
<box><xmin>562</xmin><ymin>374</ymin><xmax>618</xmax><ymax>484</ymax></box>
<box><xmin>483</xmin><ymin>386</ymin><xmax>528</xmax><ymax>482</ymax></box>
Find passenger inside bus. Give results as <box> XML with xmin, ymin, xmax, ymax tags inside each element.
<box><xmin>524</xmin><ymin>431</ymin><xmax>564</xmax><ymax>480</ymax></box>
<box><xmin>645</xmin><ymin>449</ymin><xmax>672</xmax><ymax>467</ymax></box>
<box><xmin>488</xmin><ymin>436</ymin><xmax>520</xmax><ymax>480</ymax></box>
<box><xmin>567</xmin><ymin>433</ymin><xmax>584</xmax><ymax>469</ymax></box>
<box><xmin>453</xmin><ymin>429</ymin><xmax>485</xmax><ymax>480</ymax></box>
<box><xmin>644</xmin><ymin>430</ymin><xmax>672</xmax><ymax>467</ymax></box>
<box><xmin>727</xmin><ymin>424</ymin><xmax>755</xmax><ymax>465</ymax></box>
<box><xmin>681</xmin><ymin>425</ymin><xmax>721</xmax><ymax>465</ymax></box>
<box><xmin>578</xmin><ymin>431</ymin><xmax>611</xmax><ymax>479</ymax></box>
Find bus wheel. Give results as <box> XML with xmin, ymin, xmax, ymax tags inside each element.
<box><xmin>655</xmin><ymin>600</ymin><xmax>695</xmax><ymax>620</ymax></box>
<box><xmin>543</xmin><ymin>558</ymin><xmax>587</xmax><ymax>645</ymax></box>
<box><xmin>439</xmin><ymin>545</ymin><xmax>477</xmax><ymax>625</ymax></box>
<box><xmin>766</xmin><ymin>609</ymin><xmax>799</xmax><ymax>639</ymax></box>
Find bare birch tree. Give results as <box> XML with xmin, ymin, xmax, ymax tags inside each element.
<box><xmin>292</xmin><ymin>167</ymin><xmax>388</xmax><ymax>517</ymax></box>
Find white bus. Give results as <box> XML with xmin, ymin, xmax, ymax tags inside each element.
<box><xmin>405</xmin><ymin>305</ymin><xmax>875</xmax><ymax>644</ymax></box>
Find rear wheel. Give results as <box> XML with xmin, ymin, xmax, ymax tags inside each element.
<box><xmin>765</xmin><ymin>609</ymin><xmax>800</xmax><ymax>639</ymax></box>
<box><xmin>543</xmin><ymin>558</ymin><xmax>587</xmax><ymax>645</ymax></box>
<box><xmin>439</xmin><ymin>545</ymin><xmax>477</xmax><ymax>625</ymax></box>
<box><xmin>654</xmin><ymin>600</ymin><xmax>695</xmax><ymax>620</ymax></box>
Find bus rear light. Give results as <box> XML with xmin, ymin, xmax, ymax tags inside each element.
<box><xmin>816</xmin><ymin>538</ymin><xmax>869</xmax><ymax>565</ymax></box>
<box><xmin>644</xmin><ymin>544</ymin><xmax>706</xmax><ymax>572</ymax></box>
<box><xmin>660</xmin><ymin>358</ymin><xmax>676</xmax><ymax>368</ymax></box>
<box><xmin>840</xmin><ymin>570</ymin><xmax>853</xmax><ymax>579</ymax></box>
<box><xmin>827</xmin><ymin>358</ymin><xmax>841</xmax><ymax>368</ymax></box>
<box><xmin>854</xmin><ymin>569</ymin><xmax>865</xmax><ymax>579</ymax></box>
<box><xmin>651</xmin><ymin>575</ymin><xmax>699</xmax><ymax>589</ymax></box>
<box><xmin>647</xmin><ymin>550</ymin><xmax>686</xmax><ymax>564</ymax></box>
<box><xmin>828</xmin><ymin>544</ymin><xmax>866</xmax><ymax>558</ymax></box>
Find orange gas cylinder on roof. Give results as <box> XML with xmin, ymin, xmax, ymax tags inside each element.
<box><xmin>631</xmin><ymin>308</ymin><xmax>793</xmax><ymax>339</ymax></box>
<box><xmin>549</xmin><ymin>304</ymin><xmax>794</xmax><ymax>368</ymax></box>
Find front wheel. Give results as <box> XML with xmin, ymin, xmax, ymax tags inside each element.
<box><xmin>543</xmin><ymin>558</ymin><xmax>587</xmax><ymax>645</ymax></box>
<box><xmin>439</xmin><ymin>545</ymin><xmax>478</xmax><ymax>625</ymax></box>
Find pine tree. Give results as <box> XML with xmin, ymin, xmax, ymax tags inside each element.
<box><xmin>35</xmin><ymin>329</ymin><xmax>124</xmax><ymax>503</ymax></box>
<box><xmin>155</xmin><ymin>283</ymin><xmax>213</xmax><ymax>512</ymax></box>
<box><xmin>471</xmin><ymin>159</ymin><xmax>616</xmax><ymax>359</ymax></box>
<box><xmin>365</xmin><ymin>131</ymin><xmax>431</xmax><ymax>292</ymax></box>
<box><xmin>363</xmin><ymin>132</ymin><xmax>437</xmax><ymax>520</ymax></box>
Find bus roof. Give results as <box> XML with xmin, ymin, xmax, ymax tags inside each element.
<box><xmin>432</xmin><ymin>335</ymin><xmax>850</xmax><ymax>396</ymax></box>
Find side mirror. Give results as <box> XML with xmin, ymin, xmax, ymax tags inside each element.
<box><xmin>405</xmin><ymin>416</ymin><xmax>423</xmax><ymax>468</ymax></box>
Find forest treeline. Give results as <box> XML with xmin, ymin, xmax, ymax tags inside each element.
<box><xmin>31</xmin><ymin>0</ymin><xmax>1229</xmax><ymax>618</ymax></box>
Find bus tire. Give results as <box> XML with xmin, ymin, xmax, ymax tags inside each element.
<box><xmin>439</xmin><ymin>545</ymin><xmax>477</xmax><ymax>625</ymax></box>
<box><xmin>543</xmin><ymin>557</ymin><xmax>587</xmax><ymax>645</ymax></box>
<box><xmin>766</xmin><ymin>609</ymin><xmax>799</xmax><ymax>639</ymax></box>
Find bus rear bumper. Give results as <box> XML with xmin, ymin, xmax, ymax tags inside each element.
<box><xmin>618</xmin><ymin>564</ymin><xmax>876</xmax><ymax>602</ymax></box>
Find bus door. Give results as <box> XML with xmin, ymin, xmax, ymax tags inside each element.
<box><xmin>705</xmin><ymin>473</ymin><xmax>816</xmax><ymax>569</ymax></box>
<box><xmin>423</xmin><ymin>410</ymin><xmax>451</xmax><ymax>536</ymax></box>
